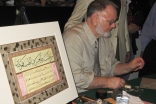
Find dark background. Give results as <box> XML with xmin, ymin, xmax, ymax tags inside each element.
<box><xmin>0</xmin><ymin>6</ymin><xmax>74</xmax><ymax>33</ymax></box>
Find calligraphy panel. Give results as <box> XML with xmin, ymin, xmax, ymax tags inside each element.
<box><xmin>0</xmin><ymin>36</ymin><xmax>68</xmax><ymax>104</ymax></box>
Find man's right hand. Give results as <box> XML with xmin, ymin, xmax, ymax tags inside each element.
<box><xmin>107</xmin><ymin>77</ymin><xmax>125</xmax><ymax>89</ymax></box>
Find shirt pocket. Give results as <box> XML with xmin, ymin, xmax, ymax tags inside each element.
<box><xmin>105</xmin><ymin>55</ymin><xmax>112</xmax><ymax>72</ymax></box>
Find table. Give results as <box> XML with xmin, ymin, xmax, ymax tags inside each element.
<box><xmin>75</xmin><ymin>74</ymin><xmax>156</xmax><ymax>103</ymax></box>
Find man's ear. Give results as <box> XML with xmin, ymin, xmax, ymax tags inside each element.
<box><xmin>91</xmin><ymin>13</ymin><xmax>99</xmax><ymax>26</ymax></box>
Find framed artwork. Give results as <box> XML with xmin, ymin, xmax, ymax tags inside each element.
<box><xmin>0</xmin><ymin>22</ymin><xmax>78</xmax><ymax>104</ymax></box>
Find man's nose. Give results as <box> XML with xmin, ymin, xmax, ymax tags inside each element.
<box><xmin>111</xmin><ymin>22</ymin><xmax>116</xmax><ymax>29</ymax></box>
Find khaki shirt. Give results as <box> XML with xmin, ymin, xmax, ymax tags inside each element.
<box><xmin>63</xmin><ymin>22</ymin><xmax>120</xmax><ymax>92</ymax></box>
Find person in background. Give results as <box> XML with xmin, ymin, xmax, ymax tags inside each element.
<box><xmin>63</xmin><ymin>0</ymin><xmax>144</xmax><ymax>93</ymax></box>
<box><xmin>127</xmin><ymin>0</ymin><xmax>145</xmax><ymax>61</ymax></box>
<box><xmin>64</xmin><ymin>0</ymin><xmax>131</xmax><ymax>65</ymax></box>
<box><xmin>139</xmin><ymin>1</ymin><xmax>156</xmax><ymax>77</ymax></box>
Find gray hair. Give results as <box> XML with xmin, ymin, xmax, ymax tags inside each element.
<box><xmin>87</xmin><ymin>0</ymin><xmax>118</xmax><ymax>17</ymax></box>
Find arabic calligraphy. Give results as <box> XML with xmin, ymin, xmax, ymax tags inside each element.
<box><xmin>12</xmin><ymin>48</ymin><xmax>54</xmax><ymax>73</ymax></box>
<box><xmin>17</xmin><ymin>62</ymin><xmax>60</xmax><ymax>95</ymax></box>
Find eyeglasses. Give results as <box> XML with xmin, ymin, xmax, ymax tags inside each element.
<box><xmin>99</xmin><ymin>15</ymin><xmax>116</xmax><ymax>25</ymax></box>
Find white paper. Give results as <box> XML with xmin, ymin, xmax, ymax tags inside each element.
<box><xmin>123</xmin><ymin>91</ymin><xmax>144</xmax><ymax>104</ymax></box>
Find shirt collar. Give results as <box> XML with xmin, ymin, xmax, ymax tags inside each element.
<box><xmin>83</xmin><ymin>22</ymin><xmax>97</xmax><ymax>45</ymax></box>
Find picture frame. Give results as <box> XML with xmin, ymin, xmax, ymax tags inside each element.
<box><xmin>0</xmin><ymin>22</ymin><xmax>78</xmax><ymax>104</ymax></box>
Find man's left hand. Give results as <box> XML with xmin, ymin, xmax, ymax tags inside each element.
<box><xmin>128</xmin><ymin>57</ymin><xmax>144</xmax><ymax>71</ymax></box>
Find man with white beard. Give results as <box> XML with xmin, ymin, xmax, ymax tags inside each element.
<box><xmin>63</xmin><ymin>0</ymin><xmax>144</xmax><ymax>93</ymax></box>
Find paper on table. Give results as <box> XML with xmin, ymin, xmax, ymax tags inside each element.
<box><xmin>140</xmin><ymin>78</ymin><xmax>156</xmax><ymax>90</ymax></box>
<box><xmin>123</xmin><ymin>91</ymin><xmax>144</xmax><ymax>104</ymax></box>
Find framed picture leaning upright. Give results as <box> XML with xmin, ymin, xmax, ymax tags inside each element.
<box><xmin>0</xmin><ymin>22</ymin><xmax>78</xmax><ymax>104</ymax></box>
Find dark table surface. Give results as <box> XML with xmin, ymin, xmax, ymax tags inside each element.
<box><xmin>75</xmin><ymin>74</ymin><xmax>156</xmax><ymax>104</ymax></box>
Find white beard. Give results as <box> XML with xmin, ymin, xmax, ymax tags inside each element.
<box><xmin>95</xmin><ymin>20</ymin><xmax>112</xmax><ymax>38</ymax></box>
<box><xmin>101</xmin><ymin>32</ymin><xmax>111</xmax><ymax>38</ymax></box>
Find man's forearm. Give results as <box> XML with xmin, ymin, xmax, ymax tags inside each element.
<box><xmin>87</xmin><ymin>76</ymin><xmax>108</xmax><ymax>89</ymax></box>
<box><xmin>113</xmin><ymin>63</ymin><xmax>132</xmax><ymax>76</ymax></box>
